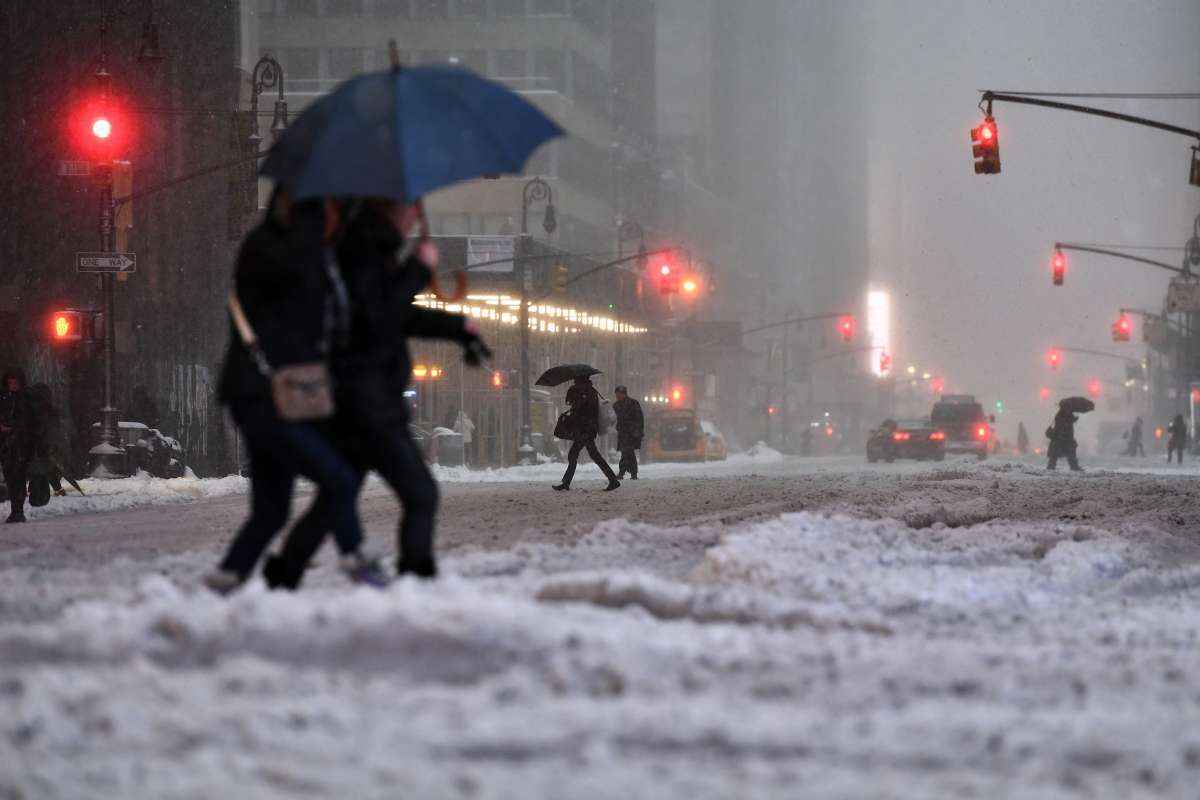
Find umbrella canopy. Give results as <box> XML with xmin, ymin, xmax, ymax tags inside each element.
<box><xmin>1059</xmin><ymin>396</ymin><xmax>1096</xmax><ymax>414</ymax></box>
<box><xmin>536</xmin><ymin>364</ymin><xmax>602</xmax><ymax>387</ymax></box>
<box><xmin>260</xmin><ymin>66</ymin><xmax>565</xmax><ymax>202</ymax></box>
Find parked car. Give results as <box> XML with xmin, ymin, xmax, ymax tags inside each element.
<box><xmin>90</xmin><ymin>420</ymin><xmax>187</xmax><ymax>478</ymax></box>
<box><xmin>867</xmin><ymin>418</ymin><xmax>946</xmax><ymax>462</ymax></box>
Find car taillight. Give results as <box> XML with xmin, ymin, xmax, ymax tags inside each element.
<box><xmin>930</xmin><ymin>431</ymin><xmax>945</xmax><ymax>441</ymax></box>
<box><xmin>976</xmin><ymin>425</ymin><xmax>989</xmax><ymax>440</ymax></box>
<box><xmin>892</xmin><ymin>432</ymin><xmax>910</xmax><ymax>441</ymax></box>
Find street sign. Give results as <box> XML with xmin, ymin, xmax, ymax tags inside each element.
<box><xmin>76</xmin><ymin>252</ymin><xmax>136</xmax><ymax>274</ymax></box>
<box><xmin>467</xmin><ymin>235</ymin><xmax>515</xmax><ymax>273</ymax></box>
<box><xmin>1166</xmin><ymin>279</ymin><xmax>1200</xmax><ymax>313</ymax></box>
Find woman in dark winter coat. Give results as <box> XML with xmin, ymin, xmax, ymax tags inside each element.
<box><xmin>1167</xmin><ymin>414</ymin><xmax>1188</xmax><ymax>464</ymax></box>
<box><xmin>262</xmin><ymin>199</ymin><xmax>491</xmax><ymax>588</ymax></box>
<box><xmin>554</xmin><ymin>375</ymin><xmax>619</xmax><ymax>491</ymax></box>
<box><xmin>206</xmin><ymin>192</ymin><xmax>383</xmax><ymax>594</ymax></box>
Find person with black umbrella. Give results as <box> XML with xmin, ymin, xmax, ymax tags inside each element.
<box><xmin>612</xmin><ymin>385</ymin><xmax>643</xmax><ymax>480</ymax></box>
<box><xmin>554</xmin><ymin>375</ymin><xmax>620</xmax><ymax>492</ymax></box>
<box><xmin>1046</xmin><ymin>398</ymin><xmax>1088</xmax><ymax>472</ymax></box>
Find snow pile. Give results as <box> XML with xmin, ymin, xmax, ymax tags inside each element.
<box><xmin>1</xmin><ymin>470</ymin><xmax>249</xmax><ymax>520</ymax></box>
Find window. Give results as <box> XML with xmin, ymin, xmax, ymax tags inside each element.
<box><xmin>329</xmin><ymin>48</ymin><xmax>365</xmax><ymax>80</ymax></box>
<box><xmin>456</xmin><ymin>0</ymin><xmax>485</xmax><ymax>16</ymax></box>
<box><xmin>374</xmin><ymin>0</ymin><xmax>410</xmax><ymax>16</ymax></box>
<box><xmin>493</xmin><ymin>0</ymin><xmax>525</xmax><ymax>17</ymax></box>
<box><xmin>573</xmin><ymin>0</ymin><xmax>608</xmax><ymax>34</ymax></box>
<box><xmin>532</xmin><ymin>48</ymin><xmax>564</xmax><ymax>91</ymax></box>
<box><xmin>571</xmin><ymin>52</ymin><xmax>609</xmax><ymax>118</ymax></box>
<box><xmin>494</xmin><ymin>49</ymin><xmax>526</xmax><ymax>79</ymax></box>
<box><xmin>413</xmin><ymin>0</ymin><xmax>448</xmax><ymax>18</ymax></box>
<box><xmin>324</xmin><ymin>0</ymin><xmax>362</xmax><ymax>14</ymax></box>
<box><xmin>283</xmin><ymin>0</ymin><xmax>318</xmax><ymax>14</ymax></box>
<box><xmin>531</xmin><ymin>0</ymin><xmax>565</xmax><ymax>14</ymax></box>
<box><xmin>448</xmin><ymin>50</ymin><xmax>486</xmax><ymax>74</ymax></box>
<box><xmin>282</xmin><ymin>47</ymin><xmax>320</xmax><ymax>83</ymax></box>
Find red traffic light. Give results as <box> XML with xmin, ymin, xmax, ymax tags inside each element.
<box><xmin>970</xmin><ymin>116</ymin><xmax>1001</xmax><ymax>174</ymax></box>
<box><xmin>69</xmin><ymin>95</ymin><xmax>133</xmax><ymax>160</ymax></box>
<box><xmin>879</xmin><ymin>351</ymin><xmax>892</xmax><ymax>375</ymax></box>
<box><xmin>670</xmin><ymin>385</ymin><xmax>685</xmax><ymax>406</ymax></box>
<box><xmin>1112</xmin><ymin>313</ymin><xmax>1132</xmax><ymax>342</ymax></box>
<box><xmin>1051</xmin><ymin>249</ymin><xmax>1066</xmax><ymax>286</ymax></box>
<box><xmin>931</xmin><ymin>377</ymin><xmax>945</xmax><ymax>394</ymax></box>
<box><xmin>1039</xmin><ymin>387</ymin><xmax>1051</xmax><ymax>401</ymax></box>
<box><xmin>92</xmin><ymin>117</ymin><xmax>113</xmax><ymax>139</ymax></box>
<box><xmin>837</xmin><ymin>315</ymin><xmax>855</xmax><ymax>342</ymax></box>
<box><xmin>1087</xmin><ymin>379</ymin><xmax>1102</xmax><ymax>398</ymax></box>
<box><xmin>1047</xmin><ymin>348</ymin><xmax>1062</xmax><ymax>370</ymax></box>
<box><xmin>49</xmin><ymin>310</ymin><xmax>85</xmax><ymax>343</ymax></box>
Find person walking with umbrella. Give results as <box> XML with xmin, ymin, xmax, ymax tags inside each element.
<box><xmin>1017</xmin><ymin>422</ymin><xmax>1030</xmax><ymax>455</ymax></box>
<box><xmin>1167</xmin><ymin>414</ymin><xmax>1188</xmax><ymax>464</ymax></box>
<box><xmin>1046</xmin><ymin>397</ymin><xmax>1090</xmax><ymax>472</ymax></box>
<box><xmin>549</xmin><ymin>372</ymin><xmax>619</xmax><ymax>491</ymax></box>
<box><xmin>612</xmin><ymin>385</ymin><xmax>643</xmax><ymax>480</ymax></box>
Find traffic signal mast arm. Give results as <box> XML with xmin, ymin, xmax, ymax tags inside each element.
<box><xmin>790</xmin><ymin>345</ymin><xmax>884</xmax><ymax>374</ymax></box>
<box><xmin>980</xmin><ymin>91</ymin><xmax>1200</xmax><ymax>142</ymax></box>
<box><xmin>738</xmin><ymin>311</ymin><xmax>855</xmax><ymax>338</ymax></box>
<box><xmin>1056</xmin><ymin>242</ymin><xmax>1187</xmax><ymax>276</ymax></box>
<box><xmin>1050</xmin><ymin>345</ymin><xmax>1142</xmax><ymax>366</ymax></box>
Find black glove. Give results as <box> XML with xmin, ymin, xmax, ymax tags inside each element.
<box><xmin>461</xmin><ymin>331</ymin><xmax>492</xmax><ymax>367</ymax></box>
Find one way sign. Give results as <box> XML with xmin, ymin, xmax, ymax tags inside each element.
<box><xmin>76</xmin><ymin>252</ymin><xmax>136</xmax><ymax>274</ymax></box>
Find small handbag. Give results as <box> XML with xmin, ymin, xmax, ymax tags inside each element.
<box><xmin>228</xmin><ymin>293</ymin><xmax>335</xmax><ymax>422</ymax></box>
<box><xmin>553</xmin><ymin>410</ymin><xmax>577</xmax><ymax>441</ymax></box>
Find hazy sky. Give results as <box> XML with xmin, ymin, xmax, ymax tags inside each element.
<box><xmin>824</xmin><ymin>0</ymin><xmax>1200</xmax><ymax>435</ymax></box>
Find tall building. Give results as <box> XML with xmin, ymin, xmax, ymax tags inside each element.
<box><xmin>242</xmin><ymin>0</ymin><xmax>656</xmax><ymax>256</ymax></box>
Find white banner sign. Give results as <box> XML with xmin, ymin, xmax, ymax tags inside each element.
<box><xmin>467</xmin><ymin>236</ymin><xmax>515</xmax><ymax>273</ymax></box>
<box><xmin>1166</xmin><ymin>280</ymin><xmax>1200</xmax><ymax>313</ymax></box>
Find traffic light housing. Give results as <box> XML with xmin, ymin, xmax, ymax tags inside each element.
<box><xmin>1112</xmin><ymin>313</ymin><xmax>1132</xmax><ymax>342</ymax></box>
<box><xmin>1048</xmin><ymin>348</ymin><xmax>1061</xmax><ymax>370</ymax></box>
<box><xmin>1087</xmin><ymin>379</ymin><xmax>1102</xmax><ymax>398</ymax></box>
<box><xmin>837</xmin><ymin>315</ymin><xmax>855</xmax><ymax>342</ymax></box>
<box><xmin>970</xmin><ymin>116</ymin><xmax>1001</xmax><ymax>174</ymax></box>
<box><xmin>46</xmin><ymin>309</ymin><xmax>102</xmax><ymax>344</ymax></box>
<box><xmin>680</xmin><ymin>275</ymin><xmax>701</xmax><ymax>297</ymax></box>
<box><xmin>1051</xmin><ymin>249</ymin><xmax>1066</xmax><ymax>286</ymax></box>
<box><xmin>551</xmin><ymin>262</ymin><xmax>569</xmax><ymax>295</ymax></box>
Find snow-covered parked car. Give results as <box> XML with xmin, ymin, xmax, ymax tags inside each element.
<box><xmin>90</xmin><ymin>420</ymin><xmax>187</xmax><ymax>479</ymax></box>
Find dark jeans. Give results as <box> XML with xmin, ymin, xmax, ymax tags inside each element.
<box><xmin>617</xmin><ymin>447</ymin><xmax>638</xmax><ymax>478</ymax></box>
<box><xmin>1047</xmin><ymin>440</ymin><xmax>1080</xmax><ymax>471</ymax></box>
<box><xmin>219</xmin><ymin>399</ymin><xmax>363</xmax><ymax>580</ymax></box>
<box><xmin>3</xmin><ymin>457</ymin><xmax>28</xmax><ymax>514</ymax></box>
<box><xmin>562</xmin><ymin>438</ymin><xmax>617</xmax><ymax>486</ymax></box>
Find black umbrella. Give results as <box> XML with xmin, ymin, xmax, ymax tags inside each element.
<box><xmin>536</xmin><ymin>364</ymin><xmax>602</xmax><ymax>387</ymax></box>
<box><xmin>1059</xmin><ymin>396</ymin><xmax>1096</xmax><ymax>414</ymax></box>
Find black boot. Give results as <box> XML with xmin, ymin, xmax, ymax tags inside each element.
<box><xmin>5</xmin><ymin>510</ymin><xmax>26</xmax><ymax>523</ymax></box>
<box><xmin>604</xmin><ymin>479</ymin><xmax>621</xmax><ymax>491</ymax></box>
<box><xmin>553</xmin><ymin>483</ymin><xmax>570</xmax><ymax>491</ymax></box>
<box><xmin>262</xmin><ymin>554</ymin><xmax>304</xmax><ymax>591</ymax></box>
<box><xmin>396</xmin><ymin>556</ymin><xmax>438</xmax><ymax>579</ymax></box>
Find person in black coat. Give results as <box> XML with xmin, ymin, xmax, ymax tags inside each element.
<box><xmin>1046</xmin><ymin>405</ymin><xmax>1082</xmax><ymax>472</ymax></box>
<box><xmin>206</xmin><ymin>192</ymin><xmax>380</xmax><ymax>594</ymax></box>
<box><xmin>612</xmin><ymin>385</ymin><xmax>643</xmax><ymax>480</ymax></box>
<box><xmin>1</xmin><ymin>368</ymin><xmax>33</xmax><ymax>522</ymax></box>
<box><xmin>1167</xmin><ymin>414</ymin><xmax>1187</xmax><ymax>464</ymax></box>
<box><xmin>554</xmin><ymin>375</ymin><xmax>619</xmax><ymax>491</ymax></box>
<box><xmin>262</xmin><ymin>199</ymin><xmax>491</xmax><ymax>588</ymax></box>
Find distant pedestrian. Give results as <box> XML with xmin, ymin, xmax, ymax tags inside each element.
<box><xmin>25</xmin><ymin>384</ymin><xmax>69</xmax><ymax>502</ymax></box>
<box><xmin>1</xmin><ymin>368</ymin><xmax>32</xmax><ymax>523</ymax></box>
<box><xmin>554</xmin><ymin>375</ymin><xmax>619</xmax><ymax>491</ymax></box>
<box><xmin>1167</xmin><ymin>414</ymin><xmax>1187</xmax><ymax>464</ymax></box>
<box><xmin>612</xmin><ymin>385</ymin><xmax>643</xmax><ymax>481</ymax></box>
<box><xmin>1128</xmin><ymin>417</ymin><xmax>1145</xmax><ymax>457</ymax></box>
<box><xmin>1046</xmin><ymin>405</ymin><xmax>1082</xmax><ymax>472</ymax></box>
<box><xmin>1017</xmin><ymin>422</ymin><xmax>1030</xmax><ymax>455</ymax></box>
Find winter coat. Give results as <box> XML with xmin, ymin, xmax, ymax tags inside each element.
<box><xmin>564</xmin><ymin>382</ymin><xmax>601</xmax><ymax>441</ymax></box>
<box><xmin>25</xmin><ymin>384</ymin><xmax>64</xmax><ymax>476</ymax></box>
<box><xmin>1168</xmin><ymin>417</ymin><xmax>1188</xmax><ymax>447</ymax></box>
<box><xmin>331</xmin><ymin>203</ymin><xmax>468</xmax><ymax>429</ymax></box>
<box><xmin>0</xmin><ymin>368</ymin><xmax>32</xmax><ymax>464</ymax></box>
<box><xmin>1050</xmin><ymin>409</ymin><xmax>1077</xmax><ymax>445</ymax></box>
<box><xmin>217</xmin><ymin>200</ymin><xmax>334</xmax><ymax>405</ymax></box>
<box><xmin>613</xmin><ymin>396</ymin><xmax>644</xmax><ymax>450</ymax></box>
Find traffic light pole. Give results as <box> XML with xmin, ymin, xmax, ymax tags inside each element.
<box><xmin>1055</xmin><ymin>243</ymin><xmax>1187</xmax><ymax>276</ymax></box>
<box><xmin>89</xmin><ymin>164</ymin><xmax>126</xmax><ymax>476</ymax></box>
<box><xmin>980</xmin><ymin>92</ymin><xmax>1200</xmax><ymax>142</ymax></box>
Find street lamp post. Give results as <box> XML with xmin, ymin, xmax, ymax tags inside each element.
<box><xmin>518</xmin><ymin>177</ymin><xmax>556</xmax><ymax>464</ymax></box>
<box><xmin>248</xmin><ymin>54</ymin><xmax>288</xmax><ymax>149</ymax></box>
<box><xmin>614</xmin><ymin>218</ymin><xmax>644</xmax><ymax>387</ymax></box>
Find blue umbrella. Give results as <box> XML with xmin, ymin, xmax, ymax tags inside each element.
<box><xmin>260</xmin><ymin>66</ymin><xmax>565</xmax><ymax>201</ymax></box>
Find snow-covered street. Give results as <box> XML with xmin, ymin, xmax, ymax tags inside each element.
<box><xmin>3</xmin><ymin>453</ymin><xmax>1200</xmax><ymax>798</ymax></box>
